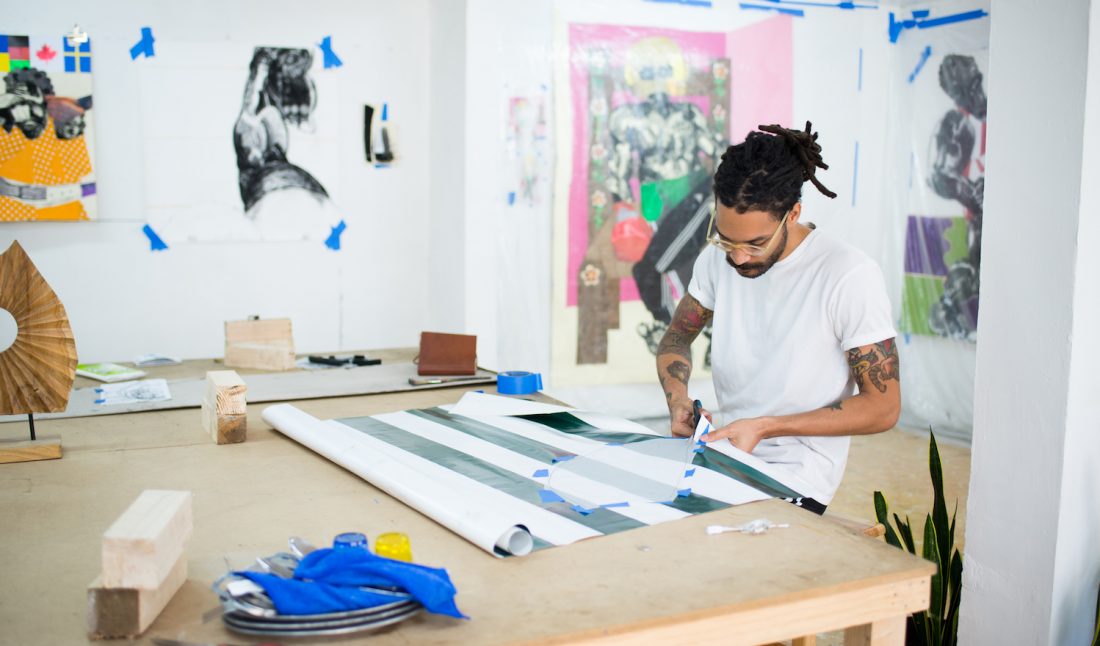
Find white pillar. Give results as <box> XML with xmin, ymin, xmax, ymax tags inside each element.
<box><xmin>962</xmin><ymin>0</ymin><xmax>1100</xmax><ymax>643</ymax></box>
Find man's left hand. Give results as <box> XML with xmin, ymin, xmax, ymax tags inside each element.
<box><xmin>701</xmin><ymin>417</ymin><xmax>771</xmax><ymax>454</ymax></box>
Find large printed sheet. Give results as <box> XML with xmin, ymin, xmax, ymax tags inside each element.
<box><xmin>263</xmin><ymin>393</ymin><xmax>819</xmax><ymax>558</ymax></box>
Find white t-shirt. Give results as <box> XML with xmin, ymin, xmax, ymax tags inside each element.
<box><xmin>687</xmin><ymin>227</ymin><xmax>896</xmax><ymax>504</ymax></box>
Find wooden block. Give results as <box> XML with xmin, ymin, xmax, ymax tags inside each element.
<box><xmin>202</xmin><ymin>370</ymin><xmax>247</xmax><ymax>444</ymax></box>
<box><xmin>206</xmin><ymin>370</ymin><xmax>246</xmax><ymax>415</ymax></box>
<box><xmin>101</xmin><ymin>490</ymin><xmax>192</xmax><ymax>589</ymax></box>
<box><xmin>203</xmin><ymin>399</ymin><xmax>247</xmax><ymax>444</ymax></box>
<box><xmin>0</xmin><ymin>435</ymin><xmax>61</xmax><ymax>464</ymax></box>
<box><xmin>224</xmin><ymin>318</ymin><xmax>296</xmax><ymax>371</ymax></box>
<box><xmin>87</xmin><ymin>553</ymin><xmax>187</xmax><ymax>639</ymax></box>
<box><xmin>843</xmin><ymin>615</ymin><xmax>906</xmax><ymax>646</ymax></box>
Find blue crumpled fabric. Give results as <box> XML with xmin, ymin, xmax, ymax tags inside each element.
<box><xmin>234</xmin><ymin>548</ymin><xmax>467</xmax><ymax>619</ymax></box>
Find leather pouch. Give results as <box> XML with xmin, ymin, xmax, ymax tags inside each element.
<box><xmin>417</xmin><ymin>332</ymin><xmax>477</xmax><ymax>376</ymax></box>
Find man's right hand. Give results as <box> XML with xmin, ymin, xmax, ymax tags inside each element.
<box><xmin>668</xmin><ymin>397</ymin><xmax>696</xmax><ymax>438</ymax></box>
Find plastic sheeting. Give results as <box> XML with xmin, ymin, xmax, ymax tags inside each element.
<box><xmin>886</xmin><ymin>1</ymin><xmax>990</xmax><ymax>442</ymax></box>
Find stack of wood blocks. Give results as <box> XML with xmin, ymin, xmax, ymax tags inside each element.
<box><xmin>202</xmin><ymin>370</ymin><xmax>247</xmax><ymax>444</ymax></box>
<box><xmin>87</xmin><ymin>490</ymin><xmax>192</xmax><ymax>640</ymax></box>
<box><xmin>224</xmin><ymin>317</ymin><xmax>296</xmax><ymax>371</ymax></box>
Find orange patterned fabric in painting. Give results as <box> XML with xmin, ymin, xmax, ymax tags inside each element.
<box><xmin>0</xmin><ymin>117</ymin><xmax>91</xmax><ymax>222</ymax></box>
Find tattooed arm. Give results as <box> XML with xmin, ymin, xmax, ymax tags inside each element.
<box><xmin>657</xmin><ymin>294</ymin><xmax>713</xmax><ymax>437</ymax></box>
<box><xmin>701</xmin><ymin>338</ymin><xmax>901</xmax><ymax>452</ymax></box>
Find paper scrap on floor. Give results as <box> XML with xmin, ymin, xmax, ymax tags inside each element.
<box><xmin>95</xmin><ymin>379</ymin><xmax>172</xmax><ymax>405</ymax></box>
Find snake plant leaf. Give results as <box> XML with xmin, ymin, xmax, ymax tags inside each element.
<box><xmin>930</xmin><ymin>431</ymin><xmax>952</xmax><ymax>570</ymax></box>
<box><xmin>895</xmin><ymin>512</ymin><xmax>916</xmax><ymax>554</ymax></box>
<box><xmin>874</xmin><ymin>491</ymin><xmax>903</xmax><ymax>548</ymax></box>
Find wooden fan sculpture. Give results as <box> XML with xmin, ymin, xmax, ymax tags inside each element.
<box><xmin>0</xmin><ymin>241</ymin><xmax>77</xmax><ymax>464</ymax></box>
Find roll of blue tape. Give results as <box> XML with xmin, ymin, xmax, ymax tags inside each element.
<box><xmin>497</xmin><ymin>371</ymin><xmax>543</xmax><ymax>395</ymax></box>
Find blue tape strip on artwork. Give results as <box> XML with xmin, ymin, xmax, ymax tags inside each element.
<box><xmin>908</xmin><ymin>46</ymin><xmax>932</xmax><ymax>83</ymax></box>
<box><xmin>684</xmin><ymin>468</ymin><xmax>696</xmax><ymax>477</ymax></box>
<box><xmin>571</xmin><ymin>504</ymin><xmax>594</xmax><ymax>515</ymax></box>
<box><xmin>94</xmin><ymin>399</ymin><xmax>106</xmax><ymax>404</ymax></box>
<box><xmin>601</xmin><ymin>501</ymin><xmax>630</xmax><ymax>508</ymax></box>
<box><xmin>677</xmin><ymin>488</ymin><xmax>692</xmax><ymax>498</ymax></box>
<box><xmin>890</xmin><ymin>8</ymin><xmax>988</xmax><ymax>43</ymax></box>
<box><xmin>129</xmin><ymin>27</ymin><xmax>155</xmax><ymax>60</ymax></box>
<box><xmin>318</xmin><ymin>36</ymin><xmax>343</xmax><ymax>69</ymax></box>
<box><xmin>142</xmin><ymin>224</ymin><xmax>168</xmax><ymax>251</ymax></box>
<box><xmin>381</xmin><ymin>103</ymin><xmax>389</xmax><ymax>122</ymax></box>
<box><xmin>645</xmin><ymin>0</ymin><xmax>713</xmax><ymax>6</ymax></box>
<box><xmin>532</xmin><ymin>468</ymin><xmax>549</xmax><ymax>478</ymax></box>
<box><xmin>325</xmin><ymin>220</ymin><xmax>346</xmax><ymax>250</ymax></box>
<box><xmin>760</xmin><ymin>0</ymin><xmax>876</xmax><ymax>10</ymax></box>
<box><xmin>552</xmin><ymin>455</ymin><xmax>576</xmax><ymax>463</ymax></box>
<box><xmin>740</xmin><ymin>3</ymin><xmax>805</xmax><ymax>16</ymax></box>
<box><xmin>538</xmin><ymin>489</ymin><xmax>565</xmax><ymax>504</ymax></box>
<box><xmin>851</xmin><ymin>141</ymin><xmax>860</xmax><ymax>208</ymax></box>
<box><xmin>693</xmin><ymin>446</ymin><xmax>706</xmax><ymax>454</ymax></box>
<box><xmin>507</xmin><ymin>191</ymin><xmax>516</xmax><ymax>206</ymax></box>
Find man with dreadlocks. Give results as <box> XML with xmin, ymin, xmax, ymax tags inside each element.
<box><xmin>656</xmin><ymin>122</ymin><xmax>900</xmax><ymax>513</ymax></box>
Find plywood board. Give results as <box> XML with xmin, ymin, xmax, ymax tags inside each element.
<box><xmin>0</xmin><ymin>361</ymin><xmax>496</xmax><ymax>422</ymax></box>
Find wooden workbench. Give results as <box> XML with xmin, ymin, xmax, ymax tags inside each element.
<box><xmin>0</xmin><ymin>378</ymin><xmax>934</xmax><ymax>645</ymax></box>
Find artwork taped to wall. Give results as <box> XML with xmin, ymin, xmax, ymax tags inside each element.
<box><xmin>141</xmin><ymin>40</ymin><xmax>343</xmax><ymax>244</ymax></box>
<box><xmin>502</xmin><ymin>89</ymin><xmax>550</xmax><ymax>208</ymax></box>
<box><xmin>899</xmin><ymin>50</ymin><xmax>987</xmax><ymax>342</ymax></box>
<box><xmin>551</xmin><ymin>16</ymin><xmax>793</xmax><ymax>385</ymax></box>
<box><xmin>0</xmin><ymin>33</ymin><xmax>97</xmax><ymax>222</ymax></box>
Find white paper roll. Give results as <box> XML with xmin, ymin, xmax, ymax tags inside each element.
<box><xmin>262</xmin><ymin>404</ymin><xmax>535</xmax><ymax>557</ymax></box>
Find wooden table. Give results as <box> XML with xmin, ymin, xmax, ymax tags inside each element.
<box><xmin>0</xmin><ymin>380</ymin><xmax>934</xmax><ymax>645</ymax></box>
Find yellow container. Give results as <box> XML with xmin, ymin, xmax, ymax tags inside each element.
<box><xmin>374</xmin><ymin>532</ymin><xmax>413</xmax><ymax>562</ymax></box>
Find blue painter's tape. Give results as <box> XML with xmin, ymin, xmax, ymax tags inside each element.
<box><xmin>532</xmin><ymin>468</ymin><xmax>550</xmax><ymax>478</ymax></box>
<box><xmin>904</xmin><ymin>332</ymin><xmax>912</xmax><ymax>344</ymax></box>
<box><xmin>602</xmin><ymin>501</ymin><xmax>630</xmax><ymax>508</ymax></box>
<box><xmin>507</xmin><ymin>191</ymin><xmax>516</xmax><ymax>206</ymax></box>
<box><xmin>918</xmin><ymin>8</ymin><xmax>987</xmax><ymax>30</ymax></box>
<box><xmin>606</xmin><ymin>442</ymin><xmax>623</xmax><ymax>447</ymax></box>
<box><xmin>645</xmin><ymin>0</ymin><xmax>713</xmax><ymax>6</ymax></box>
<box><xmin>851</xmin><ymin>141</ymin><xmax>860</xmax><ymax>208</ymax></box>
<box><xmin>381</xmin><ymin>103</ymin><xmax>389</xmax><ymax>122</ymax></box>
<box><xmin>891</xmin><ymin>8</ymin><xmax>988</xmax><ymax>43</ymax></box>
<box><xmin>129</xmin><ymin>27</ymin><xmax>155</xmax><ymax>60</ymax></box>
<box><xmin>318</xmin><ymin>36</ymin><xmax>343</xmax><ymax>69</ymax></box>
<box><xmin>142</xmin><ymin>224</ymin><xmax>168</xmax><ymax>251</ymax></box>
<box><xmin>325</xmin><ymin>220</ymin><xmax>346</xmax><ymax>250</ymax></box>
<box><xmin>94</xmin><ymin>399</ymin><xmax>106</xmax><ymax>404</ymax></box>
<box><xmin>538</xmin><ymin>489</ymin><xmax>565</xmax><ymax>503</ymax></box>
<box><xmin>740</xmin><ymin>3</ymin><xmax>804</xmax><ymax>16</ymax></box>
<box><xmin>760</xmin><ymin>0</ymin><xmax>877</xmax><ymax>9</ymax></box>
<box><xmin>693</xmin><ymin>446</ymin><xmax>706</xmax><ymax>454</ymax></box>
<box><xmin>677</xmin><ymin>488</ymin><xmax>692</xmax><ymax>497</ymax></box>
<box><xmin>684</xmin><ymin>468</ymin><xmax>696</xmax><ymax>477</ymax></box>
<box><xmin>571</xmin><ymin>504</ymin><xmax>594</xmax><ymax>515</ymax></box>
<box><xmin>908</xmin><ymin>45</ymin><xmax>932</xmax><ymax>83</ymax></box>
<box><xmin>497</xmin><ymin>371</ymin><xmax>542</xmax><ymax>395</ymax></box>
<box><xmin>552</xmin><ymin>455</ymin><xmax>576</xmax><ymax>463</ymax></box>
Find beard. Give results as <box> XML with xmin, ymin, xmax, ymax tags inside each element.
<box><xmin>725</xmin><ymin>225</ymin><xmax>788</xmax><ymax>278</ymax></box>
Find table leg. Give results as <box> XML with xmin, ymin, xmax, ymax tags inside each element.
<box><xmin>843</xmin><ymin>615</ymin><xmax>906</xmax><ymax>646</ymax></box>
<box><xmin>792</xmin><ymin>636</ymin><xmax>817</xmax><ymax>646</ymax></box>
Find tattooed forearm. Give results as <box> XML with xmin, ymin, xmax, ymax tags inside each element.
<box><xmin>847</xmin><ymin>338</ymin><xmax>900</xmax><ymax>394</ymax></box>
<box><xmin>666</xmin><ymin>360</ymin><xmax>690</xmax><ymax>385</ymax></box>
<box><xmin>656</xmin><ymin>295</ymin><xmax>714</xmax><ymax>361</ymax></box>
<box><xmin>824</xmin><ymin>400</ymin><xmax>843</xmax><ymax>411</ymax></box>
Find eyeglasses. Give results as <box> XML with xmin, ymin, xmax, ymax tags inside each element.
<box><xmin>705</xmin><ymin>207</ymin><xmax>791</xmax><ymax>257</ymax></box>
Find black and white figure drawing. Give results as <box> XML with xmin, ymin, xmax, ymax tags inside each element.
<box><xmin>928</xmin><ymin>54</ymin><xmax>986</xmax><ymax>340</ymax></box>
<box><xmin>233</xmin><ymin>47</ymin><xmax>329</xmax><ymax>214</ymax></box>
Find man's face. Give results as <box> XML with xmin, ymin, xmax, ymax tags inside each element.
<box><xmin>713</xmin><ymin>204</ymin><xmax>790</xmax><ymax>278</ymax></box>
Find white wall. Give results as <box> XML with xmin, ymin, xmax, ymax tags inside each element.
<box><xmin>2</xmin><ymin>0</ymin><xmax>432</xmax><ymax>361</ymax></box>
<box><xmin>961</xmin><ymin>0</ymin><xmax>1099</xmax><ymax>643</ymax></box>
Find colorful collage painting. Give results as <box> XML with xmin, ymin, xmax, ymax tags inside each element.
<box><xmin>0</xmin><ymin>32</ymin><xmax>96</xmax><ymax>222</ymax></box>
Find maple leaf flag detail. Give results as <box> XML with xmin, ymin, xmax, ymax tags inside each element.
<box><xmin>36</xmin><ymin>44</ymin><xmax>57</xmax><ymax>62</ymax></box>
